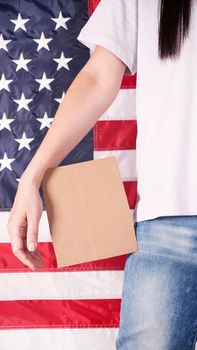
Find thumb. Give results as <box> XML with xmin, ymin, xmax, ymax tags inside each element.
<box><xmin>26</xmin><ymin>216</ymin><xmax>39</xmax><ymax>252</ymax></box>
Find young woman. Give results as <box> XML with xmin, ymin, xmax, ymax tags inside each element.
<box><xmin>7</xmin><ymin>0</ymin><xmax>197</xmax><ymax>349</ymax></box>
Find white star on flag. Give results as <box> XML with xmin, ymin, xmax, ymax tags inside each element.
<box><xmin>0</xmin><ymin>33</ymin><xmax>11</xmax><ymax>51</ymax></box>
<box><xmin>0</xmin><ymin>152</ymin><xmax>15</xmax><ymax>171</ymax></box>
<box><xmin>13</xmin><ymin>92</ymin><xmax>33</xmax><ymax>111</ymax></box>
<box><xmin>53</xmin><ymin>52</ymin><xmax>72</xmax><ymax>70</ymax></box>
<box><xmin>55</xmin><ymin>91</ymin><xmax>65</xmax><ymax>104</ymax></box>
<box><xmin>15</xmin><ymin>131</ymin><xmax>34</xmax><ymax>150</ymax></box>
<box><xmin>0</xmin><ymin>74</ymin><xmax>13</xmax><ymax>92</ymax></box>
<box><xmin>36</xmin><ymin>112</ymin><xmax>54</xmax><ymax>130</ymax></box>
<box><xmin>51</xmin><ymin>11</ymin><xmax>70</xmax><ymax>30</ymax></box>
<box><xmin>35</xmin><ymin>72</ymin><xmax>54</xmax><ymax>91</ymax></box>
<box><xmin>10</xmin><ymin>13</ymin><xmax>29</xmax><ymax>32</ymax></box>
<box><xmin>0</xmin><ymin>113</ymin><xmax>14</xmax><ymax>131</ymax></box>
<box><xmin>33</xmin><ymin>32</ymin><xmax>52</xmax><ymax>51</ymax></box>
<box><xmin>13</xmin><ymin>52</ymin><xmax>32</xmax><ymax>71</ymax></box>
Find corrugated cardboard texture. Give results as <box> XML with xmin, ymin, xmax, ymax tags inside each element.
<box><xmin>42</xmin><ymin>156</ymin><xmax>138</xmax><ymax>268</ymax></box>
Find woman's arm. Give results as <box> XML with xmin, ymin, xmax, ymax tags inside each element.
<box><xmin>7</xmin><ymin>44</ymin><xmax>127</xmax><ymax>271</ymax></box>
<box><xmin>22</xmin><ymin>44</ymin><xmax>127</xmax><ymax>187</ymax></box>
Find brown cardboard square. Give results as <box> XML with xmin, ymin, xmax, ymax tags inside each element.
<box><xmin>41</xmin><ymin>156</ymin><xmax>138</xmax><ymax>268</ymax></box>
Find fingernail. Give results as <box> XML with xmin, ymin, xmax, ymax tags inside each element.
<box><xmin>28</xmin><ymin>243</ymin><xmax>37</xmax><ymax>251</ymax></box>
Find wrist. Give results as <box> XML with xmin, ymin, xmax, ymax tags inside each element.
<box><xmin>20</xmin><ymin>167</ymin><xmax>45</xmax><ymax>188</ymax></box>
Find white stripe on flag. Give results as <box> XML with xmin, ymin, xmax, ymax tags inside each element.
<box><xmin>99</xmin><ymin>89</ymin><xmax>136</xmax><ymax>120</ymax></box>
<box><xmin>94</xmin><ymin>149</ymin><xmax>137</xmax><ymax>180</ymax></box>
<box><xmin>0</xmin><ymin>270</ymin><xmax>124</xmax><ymax>300</ymax></box>
<box><xmin>0</xmin><ymin>328</ymin><xmax>119</xmax><ymax>350</ymax></box>
<box><xmin>0</xmin><ymin>210</ymin><xmax>51</xmax><ymax>242</ymax></box>
<box><xmin>0</xmin><ymin>209</ymin><xmax>134</xmax><ymax>243</ymax></box>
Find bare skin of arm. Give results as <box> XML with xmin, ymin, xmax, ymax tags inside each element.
<box><xmin>7</xmin><ymin>45</ymin><xmax>127</xmax><ymax>271</ymax></box>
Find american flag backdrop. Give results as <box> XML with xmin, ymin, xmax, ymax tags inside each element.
<box><xmin>0</xmin><ymin>0</ymin><xmax>188</xmax><ymax>349</ymax></box>
<box><xmin>0</xmin><ymin>0</ymin><xmax>137</xmax><ymax>347</ymax></box>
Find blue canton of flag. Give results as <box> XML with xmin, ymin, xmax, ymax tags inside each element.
<box><xmin>0</xmin><ymin>0</ymin><xmax>93</xmax><ymax>210</ymax></box>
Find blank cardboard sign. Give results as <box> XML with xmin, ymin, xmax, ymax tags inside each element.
<box><xmin>41</xmin><ymin>156</ymin><xmax>138</xmax><ymax>268</ymax></box>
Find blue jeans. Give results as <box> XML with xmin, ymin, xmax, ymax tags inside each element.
<box><xmin>115</xmin><ymin>215</ymin><xmax>197</xmax><ymax>350</ymax></box>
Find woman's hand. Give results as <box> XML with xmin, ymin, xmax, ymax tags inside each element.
<box><xmin>7</xmin><ymin>176</ymin><xmax>44</xmax><ymax>271</ymax></box>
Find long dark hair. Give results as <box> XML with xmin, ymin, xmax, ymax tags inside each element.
<box><xmin>158</xmin><ymin>0</ymin><xmax>192</xmax><ymax>59</ymax></box>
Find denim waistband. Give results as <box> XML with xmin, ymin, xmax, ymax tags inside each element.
<box><xmin>134</xmin><ymin>215</ymin><xmax>197</xmax><ymax>263</ymax></box>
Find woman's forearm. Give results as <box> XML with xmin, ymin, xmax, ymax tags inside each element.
<box><xmin>22</xmin><ymin>68</ymin><xmax>120</xmax><ymax>186</ymax></box>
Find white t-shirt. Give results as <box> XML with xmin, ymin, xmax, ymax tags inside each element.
<box><xmin>77</xmin><ymin>0</ymin><xmax>197</xmax><ymax>223</ymax></box>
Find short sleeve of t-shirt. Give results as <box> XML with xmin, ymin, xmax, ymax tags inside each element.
<box><xmin>76</xmin><ymin>0</ymin><xmax>138</xmax><ymax>75</ymax></box>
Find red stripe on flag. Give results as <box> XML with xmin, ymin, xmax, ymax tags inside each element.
<box><xmin>0</xmin><ymin>299</ymin><xmax>121</xmax><ymax>329</ymax></box>
<box><xmin>94</xmin><ymin>120</ymin><xmax>137</xmax><ymax>150</ymax></box>
<box><xmin>123</xmin><ymin>181</ymin><xmax>137</xmax><ymax>209</ymax></box>
<box><xmin>121</xmin><ymin>73</ymin><xmax>137</xmax><ymax>89</ymax></box>
<box><xmin>0</xmin><ymin>243</ymin><xmax>127</xmax><ymax>271</ymax></box>
<box><xmin>89</xmin><ymin>0</ymin><xmax>103</xmax><ymax>13</ymax></box>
